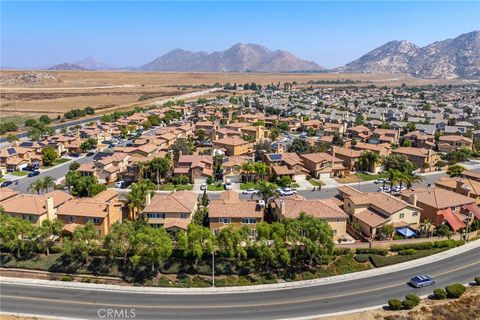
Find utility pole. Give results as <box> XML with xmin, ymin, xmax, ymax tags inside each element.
<box><xmin>211</xmin><ymin>251</ymin><xmax>215</xmax><ymax>287</ymax></box>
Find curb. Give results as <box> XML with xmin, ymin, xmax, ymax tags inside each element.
<box><xmin>1</xmin><ymin>239</ymin><xmax>478</xmax><ymax>295</ymax></box>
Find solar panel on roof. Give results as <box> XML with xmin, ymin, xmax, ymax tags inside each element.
<box><xmin>7</xmin><ymin>148</ymin><xmax>16</xmax><ymax>155</ymax></box>
<box><xmin>269</xmin><ymin>154</ymin><xmax>282</xmax><ymax>161</ymax></box>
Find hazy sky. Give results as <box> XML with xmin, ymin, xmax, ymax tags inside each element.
<box><xmin>1</xmin><ymin>1</ymin><xmax>479</xmax><ymax>69</ymax></box>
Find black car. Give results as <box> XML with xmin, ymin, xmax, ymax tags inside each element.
<box><xmin>27</xmin><ymin>170</ymin><xmax>40</xmax><ymax>177</ymax></box>
<box><xmin>86</xmin><ymin>151</ymin><xmax>96</xmax><ymax>156</ymax></box>
<box><xmin>1</xmin><ymin>180</ymin><xmax>13</xmax><ymax>187</ymax></box>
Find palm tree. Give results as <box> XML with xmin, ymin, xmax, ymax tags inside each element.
<box><xmin>403</xmin><ymin>173</ymin><xmax>424</xmax><ymax>189</ymax></box>
<box><xmin>42</xmin><ymin>176</ymin><xmax>56</xmax><ymax>192</ymax></box>
<box><xmin>419</xmin><ymin>219</ymin><xmax>433</xmax><ymax>238</ymax></box>
<box><xmin>254</xmin><ymin>162</ymin><xmax>269</xmax><ymax>181</ymax></box>
<box><xmin>380</xmin><ymin>169</ymin><xmax>402</xmax><ymax>189</ymax></box>
<box><xmin>241</xmin><ymin>162</ymin><xmax>254</xmax><ymax>183</ymax></box>
<box><xmin>28</xmin><ymin>180</ymin><xmax>44</xmax><ymax>195</ymax></box>
<box><xmin>358</xmin><ymin>151</ymin><xmax>380</xmax><ymax>173</ymax></box>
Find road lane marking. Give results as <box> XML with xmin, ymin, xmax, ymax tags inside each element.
<box><xmin>2</xmin><ymin>258</ymin><xmax>479</xmax><ymax>310</ymax></box>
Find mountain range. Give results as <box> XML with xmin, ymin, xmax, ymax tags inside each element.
<box><xmin>43</xmin><ymin>30</ymin><xmax>479</xmax><ymax>79</ymax></box>
<box><xmin>337</xmin><ymin>30</ymin><xmax>480</xmax><ymax>79</ymax></box>
<box><xmin>138</xmin><ymin>43</ymin><xmax>323</xmax><ymax>72</ymax></box>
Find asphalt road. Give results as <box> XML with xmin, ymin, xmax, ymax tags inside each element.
<box><xmin>7</xmin><ymin>155</ymin><xmax>94</xmax><ymax>194</ymax></box>
<box><xmin>1</xmin><ymin>244</ymin><xmax>479</xmax><ymax>320</ymax></box>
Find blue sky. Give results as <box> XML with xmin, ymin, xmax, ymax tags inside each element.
<box><xmin>1</xmin><ymin>1</ymin><xmax>479</xmax><ymax>69</ymax></box>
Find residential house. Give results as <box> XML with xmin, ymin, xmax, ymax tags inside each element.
<box><xmin>437</xmin><ymin>135</ymin><xmax>473</xmax><ymax>153</ymax></box>
<box><xmin>338</xmin><ymin>186</ymin><xmax>421</xmax><ymax>238</ymax></box>
<box><xmin>400</xmin><ymin>187</ymin><xmax>478</xmax><ymax>232</ymax></box>
<box><xmin>404</xmin><ymin>131</ymin><xmax>436</xmax><ymax>149</ymax></box>
<box><xmin>299</xmin><ymin>152</ymin><xmax>347</xmax><ymax>178</ymax></box>
<box><xmin>56</xmin><ymin>190</ymin><xmax>122</xmax><ymax>237</ymax></box>
<box><xmin>392</xmin><ymin>147</ymin><xmax>440</xmax><ymax>170</ymax></box>
<box><xmin>435</xmin><ymin>177</ymin><xmax>480</xmax><ymax>204</ymax></box>
<box><xmin>140</xmin><ymin>190</ymin><xmax>198</xmax><ymax>232</ymax></box>
<box><xmin>174</xmin><ymin>155</ymin><xmax>213</xmax><ymax>183</ymax></box>
<box><xmin>208</xmin><ymin>190</ymin><xmax>263</xmax><ymax>237</ymax></box>
<box><xmin>213</xmin><ymin>136</ymin><xmax>253</xmax><ymax>156</ymax></box>
<box><xmin>0</xmin><ymin>190</ymin><xmax>73</xmax><ymax>225</ymax></box>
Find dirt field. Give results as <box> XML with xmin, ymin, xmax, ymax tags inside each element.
<box><xmin>1</xmin><ymin>69</ymin><xmax>478</xmax><ymax>120</ymax></box>
<box><xmin>322</xmin><ymin>285</ymin><xmax>480</xmax><ymax>320</ymax></box>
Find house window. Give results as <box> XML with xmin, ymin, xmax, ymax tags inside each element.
<box><xmin>333</xmin><ymin>230</ymin><xmax>337</xmax><ymax>235</ymax></box>
<box><xmin>219</xmin><ymin>218</ymin><xmax>231</xmax><ymax>224</ymax></box>
<box><xmin>412</xmin><ymin>212</ymin><xmax>418</xmax><ymax>217</ymax></box>
<box><xmin>147</xmin><ymin>213</ymin><xmax>165</xmax><ymax>219</ymax></box>
<box><xmin>399</xmin><ymin>213</ymin><xmax>405</xmax><ymax>219</ymax></box>
<box><xmin>151</xmin><ymin>224</ymin><xmax>162</xmax><ymax>229</ymax></box>
<box><xmin>213</xmin><ymin>229</ymin><xmax>219</xmax><ymax>235</ymax></box>
<box><xmin>180</xmin><ymin>213</ymin><xmax>189</xmax><ymax>219</ymax></box>
<box><xmin>67</xmin><ymin>216</ymin><xmax>76</xmax><ymax>223</ymax></box>
<box><xmin>241</xmin><ymin>218</ymin><xmax>256</xmax><ymax>224</ymax></box>
<box><xmin>250</xmin><ymin>229</ymin><xmax>257</xmax><ymax>237</ymax></box>
<box><xmin>336</xmin><ymin>218</ymin><xmax>341</xmax><ymax>222</ymax></box>
<box><xmin>89</xmin><ymin>218</ymin><xmax>102</xmax><ymax>225</ymax></box>
<box><xmin>22</xmin><ymin>214</ymin><xmax>35</xmax><ymax>222</ymax></box>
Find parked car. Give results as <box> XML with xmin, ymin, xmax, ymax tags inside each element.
<box><xmin>382</xmin><ymin>187</ymin><xmax>391</xmax><ymax>193</ymax></box>
<box><xmin>242</xmin><ymin>188</ymin><xmax>257</xmax><ymax>195</ymax></box>
<box><xmin>410</xmin><ymin>275</ymin><xmax>435</xmax><ymax>288</ymax></box>
<box><xmin>86</xmin><ymin>151</ymin><xmax>96</xmax><ymax>156</ymax></box>
<box><xmin>224</xmin><ymin>179</ymin><xmax>232</xmax><ymax>190</ymax></box>
<box><xmin>1</xmin><ymin>180</ymin><xmax>13</xmax><ymax>188</ymax></box>
<box><xmin>200</xmin><ymin>183</ymin><xmax>207</xmax><ymax>190</ymax></box>
<box><xmin>374</xmin><ymin>178</ymin><xmax>386</xmax><ymax>184</ymax></box>
<box><xmin>27</xmin><ymin>170</ymin><xmax>40</xmax><ymax>177</ymax></box>
<box><xmin>279</xmin><ymin>187</ymin><xmax>298</xmax><ymax>196</ymax></box>
<box><xmin>114</xmin><ymin>181</ymin><xmax>125</xmax><ymax>188</ymax></box>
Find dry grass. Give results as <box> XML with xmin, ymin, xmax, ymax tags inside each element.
<box><xmin>321</xmin><ymin>285</ymin><xmax>480</xmax><ymax>320</ymax></box>
<box><xmin>1</xmin><ymin>70</ymin><xmax>477</xmax><ymax>119</ymax></box>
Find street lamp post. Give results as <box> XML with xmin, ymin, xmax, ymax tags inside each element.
<box><xmin>211</xmin><ymin>251</ymin><xmax>215</xmax><ymax>287</ymax></box>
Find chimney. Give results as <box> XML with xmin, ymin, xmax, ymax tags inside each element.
<box><xmin>145</xmin><ymin>192</ymin><xmax>151</xmax><ymax>206</ymax></box>
<box><xmin>456</xmin><ymin>179</ymin><xmax>470</xmax><ymax>195</ymax></box>
<box><xmin>408</xmin><ymin>194</ymin><xmax>417</xmax><ymax>207</ymax></box>
<box><xmin>45</xmin><ymin>197</ymin><xmax>55</xmax><ymax>220</ymax></box>
<box><xmin>280</xmin><ymin>200</ymin><xmax>286</xmax><ymax>217</ymax></box>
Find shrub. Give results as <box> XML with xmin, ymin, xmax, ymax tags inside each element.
<box><xmin>433</xmin><ymin>288</ymin><xmax>447</xmax><ymax>300</ymax></box>
<box><xmin>355</xmin><ymin>248</ymin><xmax>388</xmax><ymax>256</ymax></box>
<box><xmin>354</xmin><ymin>254</ymin><xmax>370</xmax><ymax>263</ymax></box>
<box><xmin>475</xmin><ymin>276</ymin><xmax>480</xmax><ymax>285</ymax></box>
<box><xmin>399</xmin><ymin>249</ymin><xmax>416</xmax><ymax>255</ymax></box>
<box><xmin>333</xmin><ymin>248</ymin><xmax>351</xmax><ymax>256</ymax></box>
<box><xmin>445</xmin><ymin>284</ymin><xmax>466</xmax><ymax>298</ymax></box>
<box><xmin>405</xmin><ymin>294</ymin><xmax>421</xmax><ymax>305</ymax></box>
<box><xmin>388</xmin><ymin>299</ymin><xmax>402</xmax><ymax>310</ymax></box>
<box><xmin>433</xmin><ymin>240</ymin><xmax>456</xmax><ymax>248</ymax></box>
<box><xmin>60</xmin><ymin>275</ymin><xmax>74</xmax><ymax>281</ymax></box>
<box><xmin>402</xmin><ymin>298</ymin><xmax>417</xmax><ymax>310</ymax></box>
<box><xmin>390</xmin><ymin>242</ymin><xmax>433</xmax><ymax>251</ymax></box>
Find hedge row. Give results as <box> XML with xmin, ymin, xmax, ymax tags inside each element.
<box><xmin>355</xmin><ymin>248</ymin><xmax>388</xmax><ymax>256</ymax></box>
<box><xmin>369</xmin><ymin>248</ymin><xmax>447</xmax><ymax>268</ymax></box>
<box><xmin>389</xmin><ymin>240</ymin><xmax>464</xmax><ymax>252</ymax></box>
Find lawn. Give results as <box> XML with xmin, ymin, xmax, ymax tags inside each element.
<box><xmin>240</xmin><ymin>181</ymin><xmax>279</xmax><ymax>190</ymax></box>
<box><xmin>42</xmin><ymin>158</ymin><xmax>70</xmax><ymax>168</ymax></box>
<box><xmin>335</xmin><ymin>173</ymin><xmax>379</xmax><ymax>184</ymax></box>
<box><xmin>158</xmin><ymin>184</ymin><xmax>193</xmax><ymax>191</ymax></box>
<box><xmin>207</xmin><ymin>184</ymin><xmax>224</xmax><ymax>191</ymax></box>
<box><xmin>308</xmin><ymin>179</ymin><xmax>325</xmax><ymax>186</ymax></box>
<box><xmin>10</xmin><ymin>171</ymin><xmax>28</xmax><ymax>176</ymax></box>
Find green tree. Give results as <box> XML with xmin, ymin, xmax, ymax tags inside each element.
<box><xmin>41</xmin><ymin>146</ymin><xmax>58</xmax><ymax>167</ymax></box>
<box><xmin>257</xmin><ymin>180</ymin><xmax>278</xmax><ymax>203</ymax></box>
<box><xmin>0</xmin><ymin>213</ymin><xmax>36</xmax><ymax>258</ymax></box>
<box><xmin>6</xmin><ymin>134</ymin><xmax>19</xmax><ymax>143</ymax></box>
<box><xmin>358</xmin><ymin>151</ymin><xmax>380</xmax><ymax>173</ymax></box>
<box><xmin>216</xmin><ymin>225</ymin><xmax>250</xmax><ymax>259</ymax></box>
<box><xmin>253</xmin><ymin>222</ymin><xmax>290</xmax><ymax>271</ymax></box>
<box><xmin>149</xmin><ymin>157</ymin><xmax>171</xmax><ymax>189</ymax></box>
<box><xmin>435</xmin><ymin>224</ymin><xmax>453</xmax><ymax>239</ymax></box>
<box><xmin>69</xmin><ymin>162</ymin><xmax>80</xmax><ymax>171</ymax></box>
<box><xmin>41</xmin><ymin>176</ymin><xmax>56</xmax><ymax>193</ymax></box>
<box><xmin>39</xmin><ymin>115</ymin><xmax>52</xmax><ymax>125</ymax></box>
<box><xmin>376</xmin><ymin>224</ymin><xmax>395</xmax><ymax>240</ymax></box>
<box><xmin>295</xmin><ymin>213</ymin><xmax>334</xmax><ymax>265</ymax></box>
<box><xmin>135</xmin><ymin>226</ymin><xmax>173</xmax><ymax>271</ymax></box>
<box><xmin>177</xmin><ymin>224</ymin><xmax>214</xmax><ymax>269</ymax></box>
<box><xmin>127</xmin><ymin>180</ymin><xmax>156</xmax><ymax>218</ymax></box>
<box><xmin>63</xmin><ymin>221</ymin><xmax>99</xmax><ymax>264</ymax></box>
<box><xmin>28</xmin><ymin>180</ymin><xmax>44</xmax><ymax>195</ymax></box>
<box><xmin>447</xmin><ymin>164</ymin><xmax>465</xmax><ymax>177</ymax></box>
<box><xmin>38</xmin><ymin>219</ymin><xmax>64</xmax><ymax>255</ymax></box>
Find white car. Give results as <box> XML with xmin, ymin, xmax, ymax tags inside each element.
<box><xmin>374</xmin><ymin>178</ymin><xmax>386</xmax><ymax>184</ymax></box>
<box><xmin>242</xmin><ymin>188</ymin><xmax>257</xmax><ymax>195</ymax></box>
<box><xmin>382</xmin><ymin>187</ymin><xmax>391</xmax><ymax>193</ymax></box>
<box><xmin>200</xmin><ymin>183</ymin><xmax>207</xmax><ymax>190</ymax></box>
<box><xmin>280</xmin><ymin>187</ymin><xmax>298</xmax><ymax>196</ymax></box>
